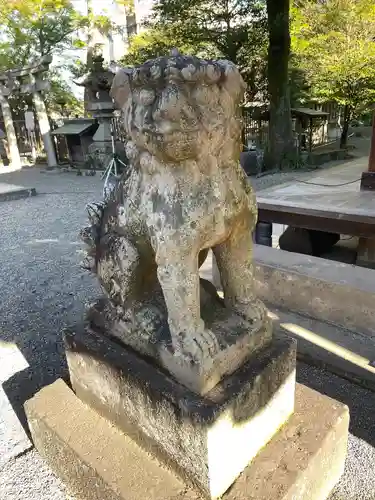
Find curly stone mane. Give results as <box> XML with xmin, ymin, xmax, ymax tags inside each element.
<box><xmin>111</xmin><ymin>55</ymin><xmax>245</xmax><ymax>168</ymax></box>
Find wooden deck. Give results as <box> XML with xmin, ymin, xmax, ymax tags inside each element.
<box><xmin>256</xmin><ymin>157</ymin><xmax>375</xmax><ymax>238</ymax></box>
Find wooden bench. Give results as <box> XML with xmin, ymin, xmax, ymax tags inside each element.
<box><xmin>257</xmin><ymin>200</ymin><xmax>375</xmax><ymax>240</ymax></box>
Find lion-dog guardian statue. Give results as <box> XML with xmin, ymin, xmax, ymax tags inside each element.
<box><xmin>80</xmin><ymin>54</ymin><xmax>271</xmax><ymax>395</ymax></box>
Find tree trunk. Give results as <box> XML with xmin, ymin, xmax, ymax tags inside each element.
<box><xmin>340</xmin><ymin>104</ymin><xmax>351</xmax><ymax>149</ymax></box>
<box><xmin>84</xmin><ymin>0</ymin><xmax>94</xmax><ymax>117</ymax></box>
<box><xmin>264</xmin><ymin>0</ymin><xmax>295</xmax><ymax>170</ymax></box>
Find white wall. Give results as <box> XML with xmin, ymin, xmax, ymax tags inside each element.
<box><xmin>134</xmin><ymin>0</ymin><xmax>155</xmax><ymax>31</ymax></box>
<box><xmin>72</xmin><ymin>0</ymin><xmax>129</xmax><ymax>63</ymax></box>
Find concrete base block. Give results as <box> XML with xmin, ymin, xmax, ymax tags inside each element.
<box><xmin>64</xmin><ymin>327</ymin><xmax>296</xmax><ymax>498</ymax></box>
<box><xmin>87</xmin><ymin>285</ymin><xmax>273</xmax><ymax>396</ymax></box>
<box><xmin>252</xmin><ymin>245</ymin><xmax>375</xmax><ymax>337</ymax></box>
<box><xmin>25</xmin><ymin>380</ymin><xmax>349</xmax><ymax>500</ymax></box>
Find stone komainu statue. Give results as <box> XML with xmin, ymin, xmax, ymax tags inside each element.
<box><xmin>81</xmin><ymin>54</ymin><xmax>267</xmax><ymax>390</ymax></box>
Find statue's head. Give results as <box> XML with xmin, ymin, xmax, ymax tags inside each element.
<box><xmin>110</xmin><ymin>55</ymin><xmax>245</xmax><ymax>164</ymax></box>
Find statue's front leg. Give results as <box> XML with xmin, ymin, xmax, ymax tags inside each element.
<box><xmin>155</xmin><ymin>244</ymin><xmax>219</xmax><ymax>363</ymax></box>
<box><xmin>213</xmin><ymin>213</ymin><xmax>266</xmax><ymax>326</ymax></box>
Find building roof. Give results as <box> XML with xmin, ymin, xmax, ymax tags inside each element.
<box><xmin>51</xmin><ymin>119</ymin><xmax>96</xmax><ymax>136</ymax></box>
<box><xmin>292</xmin><ymin>107</ymin><xmax>330</xmax><ymax>118</ymax></box>
<box><xmin>246</xmin><ymin>106</ymin><xmax>330</xmax><ymax>121</ymax></box>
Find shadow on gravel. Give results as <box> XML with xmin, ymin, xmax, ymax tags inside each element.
<box><xmin>297</xmin><ymin>361</ymin><xmax>375</xmax><ymax>448</ymax></box>
<box><xmin>1</xmin><ymin>343</ymin><xmax>68</xmax><ymax>439</ymax></box>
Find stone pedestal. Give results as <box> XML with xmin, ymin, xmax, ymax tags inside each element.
<box><xmin>86</xmin><ymin>286</ymin><xmax>273</xmax><ymax>396</ymax></box>
<box><xmin>64</xmin><ymin>327</ymin><xmax>296</xmax><ymax>499</ymax></box>
<box><xmin>25</xmin><ymin>379</ymin><xmax>349</xmax><ymax>500</ymax></box>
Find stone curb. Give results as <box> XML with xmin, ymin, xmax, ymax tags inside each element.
<box><xmin>0</xmin><ymin>187</ymin><xmax>36</xmax><ymax>203</ymax></box>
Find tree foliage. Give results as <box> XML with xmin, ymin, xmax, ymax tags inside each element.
<box><xmin>0</xmin><ymin>0</ymin><xmax>113</xmax><ymax>119</ymax></box>
<box><xmin>121</xmin><ymin>25</ymin><xmax>218</xmax><ymax>66</ymax></box>
<box><xmin>0</xmin><ymin>0</ymin><xmax>87</xmax><ymax>69</ymax></box>
<box><xmin>123</xmin><ymin>0</ymin><xmax>268</xmax><ymax>102</ymax></box>
<box><xmin>291</xmin><ymin>0</ymin><xmax>375</xmax><ymax>146</ymax></box>
<box><xmin>45</xmin><ymin>71</ymin><xmax>84</xmax><ymax>116</ymax></box>
<box><xmin>152</xmin><ymin>0</ymin><xmax>266</xmax><ymax>63</ymax></box>
<box><xmin>115</xmin><ymin>0</ymin><xmax>135</xmax><ymax>14</ymax></box>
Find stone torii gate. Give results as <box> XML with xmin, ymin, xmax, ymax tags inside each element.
<box><xmin>0</xmin><ymin>55</ymin><xmax>57</xmax><ymax>168</ymax></box>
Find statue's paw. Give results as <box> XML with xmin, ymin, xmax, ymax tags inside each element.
<box><xmin>178</xmin><ymin>326</ymin><xmax>220</xmax><ymax>364</ymax></box>
<box><xmin>233</xmin><ymin>298</ymin><xmax>266</xmax><ymax>326</ymax></box>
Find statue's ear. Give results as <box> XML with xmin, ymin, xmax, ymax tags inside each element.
<box><xmin>110</xmin><ymin>68</ymin><xmax>132</xmax><ymax>109</ymax></box>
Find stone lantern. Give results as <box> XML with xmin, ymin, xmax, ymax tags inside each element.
<box><xmin>76</xmin><ymin>54</ymin><xmax>116</xmax><ymax>169</ymax></box>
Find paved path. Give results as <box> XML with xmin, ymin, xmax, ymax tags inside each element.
<box><xmin>257</xmin><ymin>155</ymin><xmax>372</xmax><ymax>217</ymax></box>
<box><xmin>0</xmin><ymin>167</ymin><xmax>374</xmax><ymax>500</ymax></box>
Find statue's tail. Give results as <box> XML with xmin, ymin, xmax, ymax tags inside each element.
<box><xmin>79</xmin><ymin>202</ymin><xmax>105</xmax><ymax>272</ymax></box>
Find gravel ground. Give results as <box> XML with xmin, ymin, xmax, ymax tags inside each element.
<box><xmin>0</xmin><ymin>168</ymin><xmax>101</xmax><ymax>500</ymax></box>
<box><xmin>0</xmin><ymin>166</ymin><xmax>374</xmax><ymax>500</ymax></box>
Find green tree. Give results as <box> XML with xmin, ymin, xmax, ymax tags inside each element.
<box><xmin>291</xmin><ymin>0</ymin><xmax>375</xmax><ymax>148</ymax></box>
<box><xmin>121</xmin><ymin>25</ymin><xmax>218</xmax><ymax>66</ymax></box>
<box><xmin>45</xmin><ymin>72</ymin><xmax>84</xmax><ymax>116</ymax></box>
<box><xmin>0</xmin><ymin>0</ymin><xmax>88</xmax><ymax>69</ymax></box>
<box><xmin>125</xmin><ymin>0</ymin><xmax>269</xmax><ymax>102</ymax></box>
<box><xmin>0</xmin><ymin>0</ymin><xmax>115</xmax><ymax>118</ymax></box>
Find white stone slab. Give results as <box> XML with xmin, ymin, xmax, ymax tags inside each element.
<box><xmin>0</xmin><ymin>342</ymin><xmax>32</xmax><ymax>466</ymax></box>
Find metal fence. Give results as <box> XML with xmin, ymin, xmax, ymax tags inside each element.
<box><xmin>241</xmin><ymin>104</ymin><xmax>340</xmax><ymax>152</ymax></box>
<box><xmin>241</xmin><ymin>108</ymin><xmax>269</xmax><ymax>149</ymax></box>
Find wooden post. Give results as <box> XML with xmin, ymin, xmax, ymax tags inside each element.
<box><xmin>367</xmin><ymin>110</ymin><xmax>375</xmax><ymax>172</ymax></box>
<box><xmin>360</xmin><ymin>110</ymin><xmax>375</xmax><ymax>189</ymax></box>
<box><xmin>357</xmin><ymin>109</ymin><xmax>375</xmax><ymax>267</ymax></box>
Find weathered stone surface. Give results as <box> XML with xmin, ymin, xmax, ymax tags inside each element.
<box><xmin>86</xmin><ymin>284</ymin><xmax>272</xmax><ymax>394</ymax></box>
<box><xmin>64</xmin><ymin>326</ymin><xmax>296</xmax><ymax>498</ymax></box>
<box><xmin>75</xmin><ymin>53</ymin><xmax>114</xmax><ymax>105</ymax></box>
<box><xmin>25</xmin><ymin>379</ymin><xmax>185</xmax><ymax>500</ymax></box>
<box><xmin>356</xmin><ymin>236</ymin><xmax>375</xmax><ymax>268</ymax></box>
<box><xmin>80</xmin><ymin>53</ymin><xmax>269</xmax><ymax>393</ymax></box>
<box><xmin>25</xmin><ymin>380</ymin><xmax>349</xmax><ymax>500</ymax></box>
<box><xmin>224</xmin><ymin>383</ymin><xmax>349</xmax><ymax>500</ymax></box>
<box><xmin>75</xmin><ymin>53</ymin><xmax>118</xmax><ymax>171</ymax></box>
